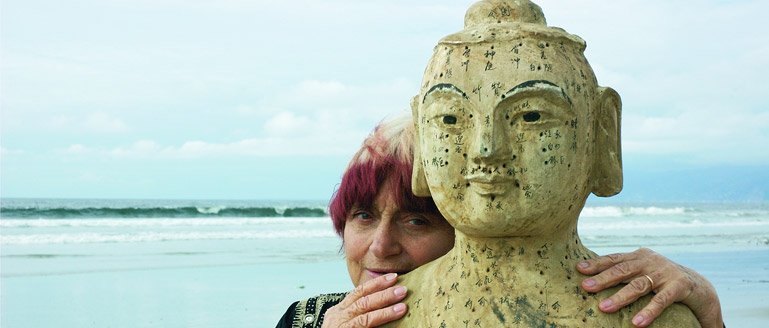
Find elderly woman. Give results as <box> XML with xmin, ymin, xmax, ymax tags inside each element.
<box><xmin>275</xmin><ymin>114</ymin><xmax>722</xmax><ymax>328</ymax></box>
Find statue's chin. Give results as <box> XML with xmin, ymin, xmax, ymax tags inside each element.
<box><xmin>441</xmin><ymin>205</ymin><xmax>578</xmax><ymax>239</ymax></box>
<box><xmin>449</xmin><ymin>219</ymin><xmax>549</xmax><ymax>238</ymax></box>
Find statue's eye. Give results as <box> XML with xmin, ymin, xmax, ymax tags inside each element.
<box><xmin>443</xmin><ymin>115</ymin><xmax>458</xmax><ymax>124</ymax></box>
<box><xmin>522</xmin><ymin>112</ymin><xmax>540</xmax><ymax>122</ymax></box>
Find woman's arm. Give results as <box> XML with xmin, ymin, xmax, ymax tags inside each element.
<box><xmin>577</xmin><ymin>248</ymin><xmax>723</xmax><ymax>328</ymax></box>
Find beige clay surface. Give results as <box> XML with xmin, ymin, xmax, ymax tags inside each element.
<box><xmin>384</xmin><ymin>1</ymin><xmax>700</xmax><ymax>327</ymax></box>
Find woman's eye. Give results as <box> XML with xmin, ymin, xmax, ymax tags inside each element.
<box><xmin>442</xmin><ymin>115</ymin><xmax>457</xmax><ymax>124</ymax></box>
<box><xmin>522</xmin><ymin>112</ymin><xmax>541</xmax><ymax>122</ymax></box>
<box><xmin>353</xmin><ymin>211</ymin><xmax>372</xmax><ymax>220</ymax></box>
<box><xmin>407</xmin><ymin>218</ymin><xmax>428</xmax><ymax>226</ymax></box>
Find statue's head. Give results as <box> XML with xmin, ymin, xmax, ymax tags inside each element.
<box><xmin>412</xmin><ymin>0</ymin><xmax>622</xmax><ymax>237</ymax></box>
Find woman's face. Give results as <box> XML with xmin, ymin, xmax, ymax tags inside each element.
<box><xmin>344</xmin><ymin>179</ymin><xmax>455</xmax><ymax>287</ymax></box>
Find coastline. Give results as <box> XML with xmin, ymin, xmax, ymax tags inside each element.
<box><xmin>2</xmin><ymin>200</ymin><xmax>767</xmax><ymax>327</ymax></box>
<box><xmin>2</xmin><ymin>248</ymin><xmax>767</xmax><ymax>327</ymax></box>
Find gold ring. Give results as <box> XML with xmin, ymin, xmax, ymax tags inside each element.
<box><xmin>643</xmin><ymin>274</ymin><xmax>655</xmax><ymax>291</ymax></box>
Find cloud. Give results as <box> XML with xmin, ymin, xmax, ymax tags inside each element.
<box><xmin>108</xmin><ymin>140</ymin><xmax>164</xmax><ymax>158</ymax></box>
<box><xmin>293</xmin><ymin>80</ymin><xmax>348</xmax><ymax>100</ymax></box>
<box><xmin>227</xmin><ymin>78</ymin><xmax>415</xmax><ymax>149</ymax></box>
<box><xmin>230</xmin><ymin>78</ymin><xmax>414</xmax><ymax>125</ymax></box>
<box><xmin>623</xmin><ymin>109</ymin><xmax>769</xmax><ymax>164</ymax></box>
<box><xmin>264</xmin><ymin>112</ymin><xmax>314</xmax><ymax>137</ymax></box>
<box><xmin>43</xmin><ymin>115</ymin><xmax>73</xmax><ymax>130</ymax></box>
<box><xmin>1</xmin><ymin>147</ymin><xmax>24</xmax><ymax>155</ymax></box>
<box><xmin>59</xmin><ymin>144</ymin><xmax>94</xmax><ymax>155</ymax></box>
<box><xmin>37</xmin><ymin>112</ymin><xmax>130</xmax><ymax>134</ymax></box>
<box><xmin>83</xmin><ymin>111</ymin><xmax>130</xmax><ymax>133</ymax></box>
<box><xmin>6</xmin><ymin>0</ymin><xmax>769</xmax><ymax>168</ymax></box>
<box><xmin>234</xmin><ymin>104</ymin><xmax>259</xmax><ymax>116</ymax></box>
<box><xmin>50</xmin><ymin>77</ymin><xmax>414</xmax><ymax>160</ymax></box>
<box><xmin>73</xmin><ymin>125</ymin><xmax>369</xmax><ymax>159</ymax></box>
<box><xmin>272</xmin><ymin>78</ymin><xmax>416</xmax><ymax>120</ymax></box>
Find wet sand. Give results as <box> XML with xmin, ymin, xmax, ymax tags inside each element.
<box><xmin>2</xmin><ymin>247</ymin><xmax>766</xmax><ymax>327</ymax></box>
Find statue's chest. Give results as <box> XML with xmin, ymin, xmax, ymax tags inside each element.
<box><xmin>398</xmin><ymin>287</ymin><xmax>631</xmax><ymax>328</ymax></box>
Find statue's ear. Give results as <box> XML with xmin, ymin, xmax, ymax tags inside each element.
<box><xmin>591</xmin><ymin>87</ymin><xmax>623</xmax><ymax>197</ymax></box>
<box><xmin>410</xmin><ymin>95</ymin><xmax>431</xmax><ymax>197</ymax></box>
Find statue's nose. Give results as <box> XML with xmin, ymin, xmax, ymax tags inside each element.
<box><xmin>472</xmin><ymin>119</ymin><xmax>511</xmax><ymax>164</ymax></box>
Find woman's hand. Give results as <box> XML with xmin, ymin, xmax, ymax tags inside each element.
<box><xmin>577</xmin><ymin>248</ymin><xmax>723</xmax><ymax>328</ymax></box>
<box><xmin>321</xmin><ymin>273</ymin><xmax>408</xmax><ymax>328</ymax></box>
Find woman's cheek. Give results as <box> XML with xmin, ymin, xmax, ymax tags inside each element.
<box><xmin>343</xmin><ymin>225</ymin><xmax>367</xmax><ymax>260</ymax></box>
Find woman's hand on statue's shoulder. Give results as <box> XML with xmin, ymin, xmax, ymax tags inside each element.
<box><xmin>322</xmin><ymin>273</ymin><xmax>408</xmax><ymax>328</ymax></box>
<box><xmin>576</xmin><ymin>247</ymin><xmax>723</xmax><ymax>328</ymax></box>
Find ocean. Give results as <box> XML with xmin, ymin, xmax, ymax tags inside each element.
<box><xmin>2</xmin><ymin>198</ymin><xmax>768</xmax><ymax>327</ymax></box>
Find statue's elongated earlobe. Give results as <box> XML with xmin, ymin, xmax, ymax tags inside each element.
<box><xmin>410</xmin><ymin>95</ymin><xmax>431</xmax><ymax>197</ymax></box>
<box><xmin>591</xmin><ymin>87</ymin><xmax>623</xmax><ymax>197</ymax></box>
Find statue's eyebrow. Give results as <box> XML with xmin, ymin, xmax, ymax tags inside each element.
<box><xmin>422</xmin><ymin>83</ymin><xmax>469</xmax><ymax>103</ymax></box>
<box><xmin>503</xmin><ymin>80</ymin><xmax>573</xmax><ymax>108</ymax></box>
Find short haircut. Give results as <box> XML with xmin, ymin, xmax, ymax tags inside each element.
<box><xmin>328</xmin><ymin>114</ymin><xmax>441</xmax><ymax>237</ymax></box>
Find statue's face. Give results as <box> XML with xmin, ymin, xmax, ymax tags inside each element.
<box><xmin>416</xmin><ymin>39</ymin><xmax>598</xmax><ymax>237</ymax></box>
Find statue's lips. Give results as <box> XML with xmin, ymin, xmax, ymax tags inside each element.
<box><xmin>466</xmin><ymin>174</ymin><xmax>513</xmax><ymax>195</ymax></box>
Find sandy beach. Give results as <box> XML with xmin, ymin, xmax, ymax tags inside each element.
<box><xmin>2</xmin><ymin>200</ymin><xmax>768</xmax><ymax>327</ymax></box>
<box><xmin>2</xmin><ymin>249</ymin><xmax>767</xmax><ymax>327</ymax></box>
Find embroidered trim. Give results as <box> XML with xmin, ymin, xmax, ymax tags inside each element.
<box><xmin>291</xmin><ymin>293</ymin><xmax>348</xmax><ymax>327</ymax></box>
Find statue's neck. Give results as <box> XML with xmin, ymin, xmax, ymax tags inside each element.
<box><xmin>447</xmin><ymin>223</ymin><xmax>595</xmax><ymax>290</ymax></box>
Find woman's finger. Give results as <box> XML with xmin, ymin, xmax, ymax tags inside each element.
<box><xmin>577</xmin><ymin>248</ymin><xmax>651</xmax><ymax>275</ymax></box>
<box><xmin>629</xmin><ymin>286</ymin><xmax>679</xmax><ymax>327</ymax></box>
<box><xmin>597</xmin><ymin>273</ymin><xmax>666</xmax><ymax>312</ymax></box>
<box><xmin>579</xmin><ymin>248</ymin><xmax>723</xmax><ymax>327</ymax></box>
<box><xmin>344</xmin><ymin>303</ymin><xmax>408</xmax><ymax>328</ymax></box>
<box><xmin>337</xmin><ymin>273</ymin><xmax>399</xmax><ymax>309</ymax></box>
<box><xmin>349</xmin><ymin>285</ymin><xmax>408</xmax><ymax>317</ymax></box>
<box><xmin>328</xmin><ymin>286</ymin><xmax>408</xmax><ymax>327</ymax></box>
<box><xmin>323</xmin><ymin>274</ymin><xmax>408</xmax><ymax>327</ymax></box>
<box><xmin>582</xmin><ymin>258</ymin><xmax>646</xmax><ymax>292</ymax></box>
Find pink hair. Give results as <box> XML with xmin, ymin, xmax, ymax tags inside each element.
<box><xmin>328</xmin><ymin>114</ymin><xmax>440</xmax><ymax>237</ymax></box>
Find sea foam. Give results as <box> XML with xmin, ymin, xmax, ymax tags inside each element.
<box><xmin>1</xmin><ymin>230</ymin><xmax>337</xmax><ymax>245</ymax></box>
<box><xmin>580</xmin><ymin>206</ymin><xmax>688</xmax><ymax>217</ymax></box>
<box><xmin>0</xmin><ymin>217</ymin><xmax>329</xmax><ymax>228</ymax></box>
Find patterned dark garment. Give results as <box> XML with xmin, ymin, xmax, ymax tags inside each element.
<box><xmin>276</xmin><ymin>293</ymin><xmax>348</xmax><ymax>328</ymax></box>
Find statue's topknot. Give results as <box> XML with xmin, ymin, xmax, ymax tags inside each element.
<box><xmin>464</xmin><ymin>0</ymin><xmax>546</xmax><ymax>28</ymax></box>
<box><xmin>439</xmin><ymin>0</ymin><xmax>584</xmax><ymax>52</ymax></box>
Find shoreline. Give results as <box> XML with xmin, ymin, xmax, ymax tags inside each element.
<box><xmin>3</xmin><ymin>247</ymin><xmax>767</xmax><ymax>327</ymax></box>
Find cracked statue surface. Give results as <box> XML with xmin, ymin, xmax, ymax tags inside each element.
<box><xmin>383</xmin><ymin>1</ymin><xmax>700</xmax><ymax>327</ymax></box>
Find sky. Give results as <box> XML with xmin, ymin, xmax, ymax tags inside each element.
<box><xmin>1</xmin><ymin>0</ymin><xmax>768</xmax><ymax>201</ymax></box>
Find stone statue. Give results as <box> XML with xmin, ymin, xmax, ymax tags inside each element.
<box><xmin>384</xmin><ymin>0</ymin><xmax>700</xmax><ymax>327</ymax></box>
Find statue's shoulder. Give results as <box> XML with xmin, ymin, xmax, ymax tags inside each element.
<box><xmin>646</xmin><ymin>300</ymin><xmax>700</xmax><ymax>328</ymax></box>
<box><xmin>381</xmin><ymin>258</ymin><xmax>448</xmax><ymax>328</ymax></box>
<box><xmin>617</xmin><ymin>291</ymin><xmax>701</xmax><ymax>328</ymax></box>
